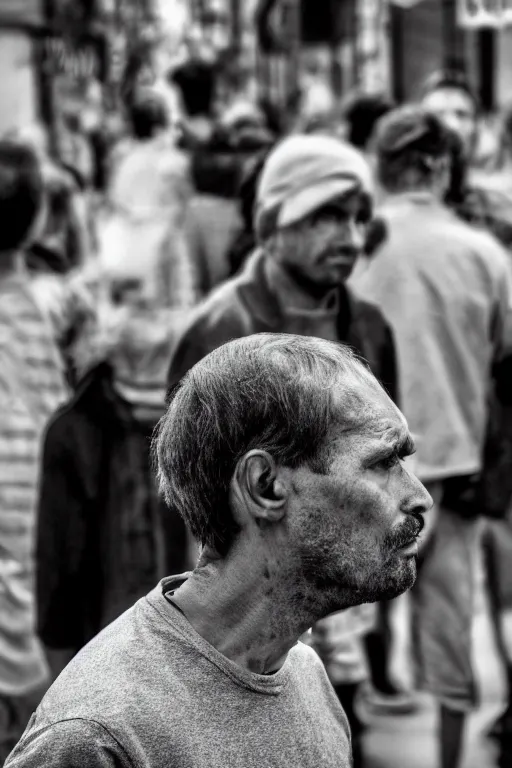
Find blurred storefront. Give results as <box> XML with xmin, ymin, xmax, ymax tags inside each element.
<box><xmin>0</xmin><ymin>0</ymin><xmax>44</xmax><ymax>135</ymax></box>
<box><xmin>252</xmin><ymin>0</ymin><xmax>390</xmax><ymax>121</ymax></box>
<box><xmin>389</xmin><ymin>0</ymin><xmax>512</xmax><ymax>111</ymax></box>
<box><xmin>249</xmin><ymin>0</ymin><xmax>512</xmax><ymax>116</ymax></box>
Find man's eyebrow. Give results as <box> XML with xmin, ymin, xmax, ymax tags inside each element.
<box><xmin>364</xmin><ymin>431</ymin><xmax>415</xmax><ymax>461</ymax></box>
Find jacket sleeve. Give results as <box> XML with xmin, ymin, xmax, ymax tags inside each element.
<box><xmin>167</xmin><ymin>300</ymin><xmax>248</xmax><ymax>392</ymax></box>
<box><xmin>36</xmin><ymin>416</ymin><xmax>90</xmax><ymax>652</ymax></box>
<box><xmin>380</xmin><ymin>320</ymin><xmax>401</xmax><ymax>408</ymax></box>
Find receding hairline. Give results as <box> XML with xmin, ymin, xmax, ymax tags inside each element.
<box><xmin>164</xmin><ymin>335</ymin><xmax>387</xmax><ymax>450</ymax></box>
<box><xmin>174</xmin><ymin>334</ymin><xmax>380</xmax><ymax>400</ymax></box>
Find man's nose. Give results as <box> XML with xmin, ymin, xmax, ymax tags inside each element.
<box><xmin>341</xmin><ymin>220</ymin><xmax>365</xmax><ymax>251</ymax></box>
<box><xmin>406</xmin><ymin>473</ymin><xmax>434</xmax><ymax>517</ymax></box>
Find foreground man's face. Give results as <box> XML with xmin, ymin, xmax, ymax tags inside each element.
<box><xmin>285</xmin><ymin>382</ymin><xmax>432</xmax><ymax>612</ymax></box>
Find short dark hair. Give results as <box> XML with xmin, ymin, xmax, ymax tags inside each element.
<box><xmin>128</xmin><ymin>93</ymin><xmax>169</xmax><ymax>139</ymax></box>
<box><xmin>376</xmin><ymin>106</ymin><xmax>453</xmax><ymax>193</ymax></box>
<box><xmin>154</xmin><ymin>334</ymin><xmax>377</xmax><ymax>557</ymax></box>
<box><xmin>421</xmin><ymin>69</ymin><xmax>479</xmax><ymax>114</ymax></box>
<box><xmin>0</xmin><ymin>141</ymin><xmax>44</xmax><ymax>253</ymax></box>
<box><xmin>342</xmin><ymin>92</ymin><xmax>395</xmax><ymax>150</ymax></box>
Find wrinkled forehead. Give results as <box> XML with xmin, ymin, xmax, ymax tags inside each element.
<box><xmin>332</xmin><ymin>376</ymin><xmax>409</xmax><ymax>442</ymax></box>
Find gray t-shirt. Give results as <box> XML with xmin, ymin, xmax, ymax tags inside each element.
<box><xmin>6</xmin><ymin>575</ymin><xmax>351</xmax><ymax>767</ymax></box>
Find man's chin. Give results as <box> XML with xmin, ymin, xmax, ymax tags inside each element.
<box><xmin>365</xmin><ymin>559</ymin><xmax>417</xmax><ymax>603</ymax></box>
<box><xmin>388</xmin><ymin>559</ymin><xmax>417</xmax><ymax>597</ymax></box>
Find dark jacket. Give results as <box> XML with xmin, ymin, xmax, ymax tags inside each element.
<box><xmin>168</xmin><ymin>250</ymin><xmax>399</xmax><ymax>405</ymax></box>
<box><xmin>36</xmin><ymin>364</ymin><xmax>189</xmax><ymax>653</ymax></box>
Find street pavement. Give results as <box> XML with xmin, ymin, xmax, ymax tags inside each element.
<box><xmin>361</xmin><ymin>554</ymin><xmax>508</xmax><ymax>768</ymax></box>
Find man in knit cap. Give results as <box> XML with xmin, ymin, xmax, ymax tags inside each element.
<box><xmin>168</xmin><ymin>133</ymin><xmax>396</xmax><ymax>392</ymax></box>
<box><xmin>167</xmin><ymin>133</ymin><xmax>400</xmax><ymax>764</ymax></box>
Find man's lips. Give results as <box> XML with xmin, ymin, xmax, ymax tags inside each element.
<box><xmin>322</xmin><ymin>250</ymin><xmax>359</xmax><ymax>265</ymax></box>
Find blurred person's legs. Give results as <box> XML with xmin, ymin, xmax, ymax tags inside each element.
<box><xmin>439</xmin><ymin>705</ymin><xmax>466</xmax><ymax>768</ymax></box>
<box><xmin>482</xmin><ymin>517</ymin><xmax>512</xmax><ymax>766</ymax></box>
<box><xmin>413</xmin><ymin>496</ymin><xmax>482</xmax><ymax>768</ymax></box>
<box><xmin>363</xmin><ymin>598</ymin><xmax>418</xmax><ymax>713</ymax></box>
<box><xmin>362</xmin><ymin>482</ymin><xmax>442</xmax><ymax>714</ymax></box>
<box><xmin>364</xmin><ymin>601</ymin><xmax>395</xmax><ymax>695</ymax></box>
<box><xmin>309</xmin><ymin>609</ymin><xmax>372</xmax><ymax>768</ymax></box>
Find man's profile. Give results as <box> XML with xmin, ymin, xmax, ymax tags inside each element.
<box><xmin>6</xmin><ymin>334</ymin><xmax>432</xmax><ymax>768</ymax></box>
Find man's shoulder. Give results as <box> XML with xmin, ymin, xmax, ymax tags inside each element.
<box><xmin>174</xmin><ymin>253</ymin><xmax>265</xmax><ymax>349</ymax></box>
<box><xmin>6</xmin><ymin>718</ymin><xmax>131</xmax><ymax>768</ymax></box>
<box><xmin>292</xmin><ymin>638</ymin><xmax>325</xmax><ymax>667</ymax></box>
<box><xmin>446</xmin><ymin>206</ymin><xmax>512</xmax><ymax>274</ymax></box>
<box><xmin>192</xmin><ymin>269</ymin><xmax>249</xmax><ymax>323</ymax></box>
<box><xmin>381</xmin><ymin>196</ymin><xmax>509</xmax><ymax>266</ymax></box>
<box><xmin>24</xmin><ymin>597</ymin><xmax>188</xmax><ymax>746</ymax></box>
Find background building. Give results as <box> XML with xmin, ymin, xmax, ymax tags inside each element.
<box><xmin>0</xmin><ymin>0</ymin><xmax>45</xmax><ymax>136</ymax></box>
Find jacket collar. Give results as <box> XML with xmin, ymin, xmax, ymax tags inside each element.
<box><xmin>57</xmin><ymin>362</ymin><xmax>134</xmax><ymax>425</ymax></box>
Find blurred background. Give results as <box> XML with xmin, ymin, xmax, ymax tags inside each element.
<box><xmin>2</xmin><ymin>0</ymin><xmax>512</xmax><ymax>167</ymax></box>
<box><xmin>4</xmin><ymin>2</ymin><xmax>512</xmax><ymax>767</ymax></box>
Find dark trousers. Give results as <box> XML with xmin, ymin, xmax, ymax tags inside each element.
<box><xmin>364</xmin><ymin>601</ymin><xmax>395</xmax><ymax>694</ymax></box>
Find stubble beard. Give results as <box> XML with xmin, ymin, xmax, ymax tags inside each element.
<box><xmin>284</xmin><ymin>262</ymin><xmax>342</xmax><ymax>299</ymax></box>
<box><xmin>297</xmin><ymin>543</ymin><xmax>417</xmax><ymax>617</ymax></box>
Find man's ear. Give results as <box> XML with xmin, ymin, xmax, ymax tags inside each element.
<box><xmin>233</xmin><ymin>449</ymin><xmax>288</xmax><ymax>523</ymax></box>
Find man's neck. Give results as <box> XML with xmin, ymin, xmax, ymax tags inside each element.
<box><xmin>169</xmin><ymin>542</ymin><xmax>321</xmax><ymax>675</ymax></box>
<box><xmin>263</xmin><ymin>255</ymin><xmax>338</xmax><ymax>311</ymax></box>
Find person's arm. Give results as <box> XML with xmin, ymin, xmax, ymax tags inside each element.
<box><xmin>36</xmin><ymin>417</ymin><xmax>91</xmax><ymax>672</ymax></box>
<box><xmin>183</xmin><ymin>203</ymin><xmax>209</xmax><ymax>298</ymax></box>
<box><xmin>66</xmin><ymin>187</ymin><xmax>92</xmax><ymax>268</ymax></box>
<box><xmin>476</xmin><ymin>246</ymin><xmax>512</xmax><ymax>519</ymax></box>
<box><xmin>5</xmin><ymin>719</ymin><xmax>131</xmax><ymax>768</ymax></box>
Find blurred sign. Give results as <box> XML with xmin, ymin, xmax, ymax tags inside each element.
<box><xmin>256</xmin><ymin>0</ymin><xmax>299</xmax><ymax>52</ymax></box>
<box><xmin>43</xmin><ymin>36</ymin><xmax>101</xmax><ymax>79</ymax></box>
<box><xmin>357</xmin><ymin>0</ymin><xmax>390</xmax><ymax>92</ymax></box>
<box><xmin>0</xmin><ymin>0</ymin><xmax>43</xmax><ymax>25</ymax></box>
<box><xmin>458</xmin><ymin>0</ymin><xmax>512</xmax><ymax>27</ymax></box>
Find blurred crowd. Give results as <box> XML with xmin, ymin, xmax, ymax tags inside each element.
<box><xmin>4</xmin><ymin>55</ymin><xmax>512</xmax><ymax>767</ymax></box>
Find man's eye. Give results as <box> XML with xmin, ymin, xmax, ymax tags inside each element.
<box><xmin>376</xmin><ymin>453</ymin><xmax>401</xmax><ymax>471</ymax></box>
<box><xmin>313</xmin><ymin>210</ymin><xmax>344</xmax><ymax>225</ymax></box>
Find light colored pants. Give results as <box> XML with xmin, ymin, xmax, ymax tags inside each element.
<box><xmin>412</xmin><ymin>493</ymin><xmax>483</xmax><ymax>712</ymax></box>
